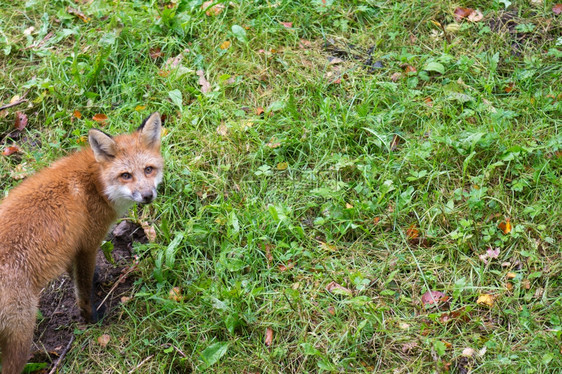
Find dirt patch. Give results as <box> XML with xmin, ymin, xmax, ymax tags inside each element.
<box><xmin>30</xmin><ymin>220</ymin><xmax>147</xmax><ymax>370</ymax></box>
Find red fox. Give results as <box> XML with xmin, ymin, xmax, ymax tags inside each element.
<box><xmin>0</xmin><ymin>112</ymin><xmax>164</xmax><ymax>374</ymax></box>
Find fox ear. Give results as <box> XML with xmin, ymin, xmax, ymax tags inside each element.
<box><xmin>137</xmin><ymin>112</ymin><xmax>161</xmax><ymax>149</ymax></box>
<box><xmin>89</xmin><ymin>129</ymin><xmax>116</xmax><ymax>162</ymax></box>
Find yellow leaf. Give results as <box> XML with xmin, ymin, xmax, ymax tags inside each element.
<box><xmin>345</xmin><ymin>203</ymin><xmax>354</xmax><ymax>209</ymax></box>
<box><xmin>276</xmin><ymin>162</ymin><xmax>288</xmax><ymax>170</ymax></box>
<box><xmin>135</xmin><ymin>105</ymin><xmax>146</xmax><ymax>111</ymax></box>
<box><xmin>498</xmin><ymin>218</ymin><xmax>512</xmax><ymax>234</ymax></box>
<box><xmin>476</xmin><ymin>294</ymin><xmax>495</xmax><ymax>307</ymax></box>
<box><xmin>506</xmin><ymin>272</ymin><xmax>517</xmax><ymax>279</ymax></box>
<box><xmin>320</xmin><ymin>242</ymin><xmax>337</xmax><ymax>251</ymax></box>
<box><xmin>220</xmin><ymin>40</ymin><xmax>231</xmax><ymax>50</ymax></box>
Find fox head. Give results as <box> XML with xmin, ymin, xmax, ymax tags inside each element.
<box><xmin>89</xmin><ymin>112</ymin><xmax>164</xmax><ymax>212</ymax></box>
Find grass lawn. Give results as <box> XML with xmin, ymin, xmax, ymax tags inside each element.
<box><xmin>1</xmin><ymin>0</ymin><xmax>561</xmax><ymax>372</ymax></box>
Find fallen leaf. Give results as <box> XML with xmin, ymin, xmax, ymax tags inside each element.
<box><xmin>135</xmin><ymin>105</ymin><xmax>146</xmax><ymax>111</ymax></box>
<box><xmin>505</xmin><ymin>282</ymin><xmax>513</xmax><ymax>291</ymax></box>
<box><xmin>196</xmin><ymin>70</ymin><xmax>211</xmax><ymax>94</ymax></box>
<box><xmin>73</xmin><ymin>110</ymin><xmax>82</xmax><ymax>119</ymax></box>
<box><xmin>97</xmin><ymin>334</ymin><xmax>111</xmax><ymax>347</ymax></box>
<box><xmin>553</xmin><ymin>4</ymin><xmax>562</xmax><ymax>15</ymax></box>
<box><xmin>476</xmin><ymin>293</ymin><xmax>495</xmax><ymax>307</ymax></box>
<box><xmin>327</xmin><ymin>306</ymin><xmax>336</xmax><ymax>315</ymax></box>
<box><xmin>498</xmin><ymin>218</ymin><xmax>512</xmax><ymax>234</ymax></box>
<box><xmin>202</xmin><ymin>1</ymin><xmax>224</xmax><ymax>16</ymax></box>
<box><xmin>216</xmin><ymin>124</ymin><xmax>228</xmax><ymax>136</ymax></box>
<box><xmin>92</xmin><ymin>113</ymin><xmax>108</xmax><ymax>124</ymax></box>
<box><xmin>220</xmin><ymin>40</ymin><xmax>231</xmax><ymax>50</ymax></box>
<box><xmin>424</xmin><ymin>97</ymin><xmax>434</xmax><ymax>107</ymax></box>
<box><xmin>421</xmin><ymin>290</ymin><xmax>447</xmax><ymax>306</ymax></box>
<box><xmin>149</xmin><ymin>47</ymin><xmax>163</xmax><ymax>59</ymax></box>
<box><xmin>3</xmin><ymin>145</ymin><xmax>21</xmax><ymax>156</ymax></box>
<box><xmin>67</xmin><ymin>7</ymin><xmax>90</xmax><ymax>23</ymax></box>
<box><xmin>454</xmin><ymin>7</ymin><xmax>473</xmax><ymax>21</ymax></box>
<box><xmin>326</xmin><ymin>281</ymin><xmax>353</xmax><ymax>296</ymax></box>
<box><xmin>168</xmin><ymin>287</ymin><xmax>183</xmax><ymax>302</ymax></box>
<box><xmin>265</xmin><ymin>327</ymin><xmax>273</xmax><ymax>347</ymax></box>
<box><xmin>345</xmin><ymin>203</ymin><xmax>353</xmax><ymax>209</ymax></box>
<box><xmin>402</xmin><ymin>64</ymin><xmax>417</xmax><ymax>73</ymax></box>
<box><xmin>504</xmin><ymin>82</ymin><xmax>515</xmax><ymax>93</ymax></box>
<box><xmin>373</xmin><ymin>217</ymin><xmax>381</xmax><ymax>225</ymax></box>
<box><xmin>14</xmin><ymin>112</ymin><xmax>28</xmax><ymax>131</ymax></box>
<box><xmin>390</xmin><ymin>72</ymin><xmax>402</xmax><ymax>82</ymax></box>
<box><xmin>406</xmin><ymin>224</ymin><xmax>419</xmax><ymax>239</ymax></box>
<box><xmin>120</xmin><ymin>296</ymin><xmax>132</xmax><ymax>303</ymax></box>
<box><xmin>299</xmin><ymin>39</ymin><xmax>312</xmax><ymax>48</ymax></box>
<box><xmin>462</xmin><ymin>348</ymin><xmax>476</xmax><ymax>357</ymax></box>
<box><xmin>402</xmin><ymin>341</ymin><xmax>418</xmax><ymax>353</ymax></box>
<box><xmin>329</xmin><ymin>57</ymin><xmax>344</xmax><ymax>65</ymax></box>
<box><xmin>467</xmin><ymin>9</ymin><xmax>483</xmax><ymax>22</ymax></box>
<box><xmin>278</xmin><ymin>260</ymin><xmax>294</xmax><ymax>272</ymax></box>
<box><xmin>280</xmin><ymin>21</ymin><xmax>293</xmax><ymax>28</ymax></box>
<box><xmin>76</xmin><ymin>135</ymin><xmax>87</xmax><ymax>145</ymax></box>
<box><xmin>255</xmin><ymin>107</ymin><xmax>264</xmax><ymax>115</ymax></box>
<box><xmin>506</xmin><ymin>272</ymin><xmax>517</xmax><ymax>279</ymax></box>
<box><xmin>276</xmin><ymin>162</ymin><xmax>288</xmax><ymax>170</ymax></box>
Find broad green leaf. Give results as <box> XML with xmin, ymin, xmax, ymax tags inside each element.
<box><xmin>201</xmin><ymin>342</ymin><xmax>229</xmax><ymax>367</ymax></box>
<box><xmin>231</xmin><ymin>25</ymin><xmax>247</xmax><ymax>43</ymax></box>
<box><xmin>423</xmin><ymin>61</ymin><xmax>445</xmax><ymax>74</ymax></box>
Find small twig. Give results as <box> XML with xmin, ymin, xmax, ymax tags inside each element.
<box><xmin>48</xmin><ymin>335</ymin><xmax>75</xmax><ymax>374</ymax></box>
<box><xmin>96</xmin><ymin>262</ymin><xmax>138</xmax><ymax>311</ymax></box>
<box><xmin>128</xmin><ymin>354</ymin><xmax>154</xmax><ymax>374</ymax></box>
<box><xmin>0</xmin><ymin>99</ymin><xmax>27</xmax><ymax>111</ymax></box>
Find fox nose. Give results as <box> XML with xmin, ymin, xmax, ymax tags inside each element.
<box><xmin>141</xmin><ymin>191</ymin><xmax>154</xmax><ymax>203</ymax></box>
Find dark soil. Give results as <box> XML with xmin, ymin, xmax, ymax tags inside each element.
<box><xmin>30</xmin><ymin>220</ymin><xmax>147</xmax><ymax>370</ymax></box>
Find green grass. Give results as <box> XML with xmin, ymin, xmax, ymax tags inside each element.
<box><xmin>1</xmin><ymin>0</ymin><xmax>561</xmax><ymax>372</ymax></box>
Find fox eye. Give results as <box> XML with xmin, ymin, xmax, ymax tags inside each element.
<box><xmin>144</xmin><ymin>166</ymin><xmax>153</xmax><ymax>175</ymax></box>
<box><xmin>121</xmin><ymin>172</ymin><xmax>132</xmax><ymax>180</ymax></box>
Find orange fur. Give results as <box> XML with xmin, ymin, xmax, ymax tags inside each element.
<box><xmin>0</xmin><ymin>113</ymin><xmax>163</xmax><ymax>374</ymax></box>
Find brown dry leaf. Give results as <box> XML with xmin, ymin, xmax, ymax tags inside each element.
<box><xmin>454</xmin><ymin>7</ymin><xmax>474</xmax><ymax>21</ymax></box>
<box><xmin>424</xmin><ymin>97</ymin><xmax>434</xmax><ymax>107</ymax></box>
<box><xmin>402</xmin><ymin>341</ymin><xmax>418</xmax><ymax>353</ymax></box>
<box><xmin>553</xmin><ymin>4</ymin><xmax>562</xmax><ymax>15</ymax></box>
<box><xmin>220</xmin><ymin>40</ymin><xmax>231</xmax><ymax>50</ymax></box>
<box><xmin>280</xmin><ymin>21</ymin><xmax>293</xmax><ymax>28</ymax></box>
<box><xmin>255</xmin><ymin>107</ymin><xmax>265</xmax><ymax>116</ymax></box>
<box><xmin>265</xmin><ymin>327</ymin><xmax>273</xmax><ymax>347</ymax></box>
<box><xmin>14</xmin><ymin>112</ymin><xmax>28</xmax><ymax>131</ymax></box>
<box><xmin>505</xmin><ymin>282</ymin><xmax>514</xmax><ymax>291</ymax></box>
<box><xmin>421</xmin><ymin>290</ymin><xmax>446</xmax><ymax>306</ymax></box>
<box><xmin>216</xmin><ymin>124</ymin><xmax>228</xmax><ymax>136</ymax></box>
<box><xmin>149</xmin><ymin>47</ymin><xmax>163</xmax><ymax>59</ymax></box>
<box><xmin>202</xmin><ymin>1</ymin><xmax>225</xmax><ymax>16</ymax></box>
<box><xmin>97</xmin><ymin>334</ymin><xmax>111</xmax><ymax>347</ymax></box>
<box><xmin>263</xmin><ymin>243</ymin><xmax>273</xmax><ymax>263</ymax></box>
<box><xmin>278</xmin><ymin>260</ymin><xmax>294</xmax><ymax>272</ymax></box>
<box><xmin>299</xmin><ymin>39</ymin><xmax>312</xmax><ymax>48</ymax></box>
<box><xmin>3</xmin><ymin>145</ymin><xmax>21</xmax><ymax>156</ymax></box>
<box><xmin>168</xmin><ymin>287</ymin><xmax>183</xmax><ymax>302</ymax></box>
<box><xmin>140</xmin><ymin>221</ymin><xmax>157</xmax><ymax>242</ymax></box>
<box><xmin>373</xmin><ymin>217</ymin><xmax>381</xmax><ymax>225</ymax></box>
<box><xmin>476</xmin><ymin>293</ymin><xmax>495</xmax><ymax>307</ymax></box>
<box><xmin>498</xmin><ymin>218</ymin><xmax>512</xmax><ymax>234</ymax></box>
<box><xmin>406</xmin><ymin>224</ymin><xmax>419</xmax><ymax>239</ymax></box>
<box><xmin>73</xmin><ymin>110</ymin><xmax>82</xmax><ymax>119</ymax></box>
<box><xmin>196</xmin><ymin>70</ymin><xmax>211</xmax><ymax>94</ymax></box>
<box><xmin>92</xmin><ymin>113</ymin><xmax>108</xmax><ymax>124</ymax></box>
<box><xmin>468</xmin><ymin>9</ymin><xmax>483</xmax><ymax>22</ymax></box>
<box><xmin>504</xmin><ymin>82</ymin><xmax>515</xmax><ymax>93</ymax></box>
<box><xmin>506</xmin><ymin>272</ymin><xmax>517</xmax><ymax>279</ymax></box>
<box><xmin>327</xmin><ymin>306</ymin><xmax>336</xmax><ymax>315</ymax></box>
<box><xmin>390</xmin><ymin>72</ymin><xmax>402</xmax><ymax>82</ymax></box>
<box><xmin>402</xmin><ymin>64</ymin><xmax>417</xmax><ymax>73</ymax></box>
<box><xmin>326</xmin><ymin>281</ymin><xmax>353</xmax><ymax>296</ymax></box>
<box><xmin>67</xmin><ymin>7</ymin><xmax>90</xmax><ymax>22</ymax></box>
